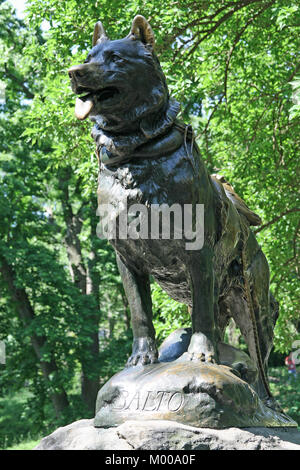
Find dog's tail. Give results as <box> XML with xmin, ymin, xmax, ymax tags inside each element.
<box><xmin>211</xmin><ymin>174</ymin><xmax>262</xmax><ymax>226</ymax></box>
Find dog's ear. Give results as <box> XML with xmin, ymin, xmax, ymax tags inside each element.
<box><xmin>128</xmin><ymin>15</ymin><xmax>155</xmax><ymax>49</ymax></box>
<box><xmin>93</xmin><ymin>21</ymin><xmax>108</xmax><ymax>46</ymax></box>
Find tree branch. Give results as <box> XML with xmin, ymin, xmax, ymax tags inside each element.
<box><xmin>199</xmin><ymin>92</ymin><xmax>225</xmax><ymax>137</ymax></box>
<box><xmin>270</xmin><ymin>219</ymin><xmax>300</xmax><ymax>284</ymax></box>
<box><xmin>185</xmin><ymin>0</ymin><xmax>271</xmax><ymax>58</ymax></box>
<box><xmin>254</xmin><ymin>208</ymin><xmax>300</xmax><ymax>233</ymax></box>
<box><xmin>3</xmin><ymin>64</ymin><xmax>34</xmax><ymax>100</ymax></box>
<box><xmin>224</xmin><ymin>1</ymin><xmax>274</xmax><ymax>105</ymax></box>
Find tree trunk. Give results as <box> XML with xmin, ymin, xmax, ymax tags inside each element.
<box><xmin>0</xmin><ymin>256</ymin><xmax>69</xmax><ymax>417</ymax></box>
<box><xmin>59</xmin><ymin>172</ymin><xmax>101</xmax><ymax>412</ymax></box>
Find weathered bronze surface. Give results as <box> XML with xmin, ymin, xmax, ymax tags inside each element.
<box><xmin>69</xmin><ymin>15</ymin><xmax>295</xmax><ymax>427</ymax></box>
<box><xmin>95</xmin><ymin>339</ymin><xmax>296</xmax><ymax>428</ymax></box>
<box><xmin>158</xmin><ymin>328</ymin><xmax>258</xmax><ymax>385</ymax></box>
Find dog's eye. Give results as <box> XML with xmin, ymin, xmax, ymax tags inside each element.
<box><xmin>110</xmin><ymin>54</ymin><xmax>123</xmax><ymax>63</ymax></box>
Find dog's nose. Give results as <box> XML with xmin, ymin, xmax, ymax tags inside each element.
<box><xmin>68</xmin><ymin>65</ymin><xmax>86</xmax><ymax>79</ymax></box>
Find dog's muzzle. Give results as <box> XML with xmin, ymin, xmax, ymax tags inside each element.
<box><xmin>68</xmin><ymin>64</ymin><xmax>122</xmax><ymax>120</ymax></box>
<box><xmin>68</xmin><ymin>64</ymin><xmax>96</xmax><ymax>120</ymax></box>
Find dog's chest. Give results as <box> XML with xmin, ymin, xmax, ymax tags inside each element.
<box><xmin>97</xmin><ymin>146</ymin><xmax>201</xmax><ymax>217</ymax></box>
<box><xmin>96</xmin><ymin>147</ymin><xmax>201</xmax><ymax>287</ymax></box>
<box><xmin>101</xmin><ymin>146</ymin><xmax>194</xmax><ymax>189</ymax></box>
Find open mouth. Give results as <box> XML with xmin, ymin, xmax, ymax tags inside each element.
<box><xmin>97</xmin><ymin>86</ymin><xmax>120</xmax><ymax>102</ymax></box>
<box><xmin>75</xmin><ymin>86</ymin><xmax>120</xmax><ymax>120</ymax></box>
<box><xmin>78</xmin><ymin>86</ymin><xmax>120</xmax><ymax>103</ymax></box>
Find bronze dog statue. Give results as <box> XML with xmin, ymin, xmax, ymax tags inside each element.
<box><xmin>69</xmin><ymin>15</ymin><xmax>279</xmax><ymax>407</ymax></box>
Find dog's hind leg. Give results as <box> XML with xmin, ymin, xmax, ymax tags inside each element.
<box><xmin>183</xmin><ymin>247</ymin><xmax>218</xmax><ymax>363</ymax></box>
<box><xmin>225</xmin><ymin>276</ymin><xmax>276</xmax><ymax>404</ymax></box>
<box><xmin>242</xmin><ymin>248</ymin><xmax>278</xmax><ymax>404</ymax></box>
<box><xmin>116</xmin><ymin>254</ymin><xmax>158</xmax><ymax>367</ymax></box>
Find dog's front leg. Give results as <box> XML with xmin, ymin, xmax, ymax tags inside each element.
<box><xmin>116</xmin><ymin>254</ymin><xmax>158</xmax><ymax>367</ymax></box>
<box><xmin>185</xmin><ymin>248</ymin><xmax>218</xmax><ymax>363</ymax></box>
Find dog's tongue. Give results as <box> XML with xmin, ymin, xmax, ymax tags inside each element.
<box><xmin>75</xmin><ymin>96</ymin><xmax>94</xmax><ymax>120</ymax></box>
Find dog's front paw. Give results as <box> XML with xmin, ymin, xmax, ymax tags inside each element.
<box><xmin>126</xmin><ymin>350</ymin><xmax>158</xmax><ymax>367</ymax></box>
<box><xmin>183</xmin><ymin>332</ymin><xmax>217</xmax><ymax>363</ymax></box>
<box><xmin>126</xmin><ymin>336</ymin><xmax>158</xmax><ymax>367</ymax></box>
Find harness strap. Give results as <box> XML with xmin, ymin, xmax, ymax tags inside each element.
<box><xmin>98</xmin><ymin>121</ymin><xmax>194</xmax><ymax>169</ymax></box>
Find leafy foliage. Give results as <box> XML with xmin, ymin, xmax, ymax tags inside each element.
<box><xmin>269</xmin><ymin>366</ymin><xmax>300</xmax><ymax>425</ymax></box>
<box><xmin>152</xmin><ymin>282</ymin><xmax>190</xmax><ymax>345</ymax></box>
<box><xmin>0</xmin><ymin>0</ymin><xmax>299</xmax><ymax>447</ymax></box>
<box><xmin>22</xmin><ymin>0</ymin><xmax>299</xmax><ymax>350</ymax></box>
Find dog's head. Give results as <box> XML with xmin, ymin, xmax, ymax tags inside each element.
<box><xmin>68</xmin><ymin>16</ymin><xmax>169</xmax><ymax>128</ymax></box>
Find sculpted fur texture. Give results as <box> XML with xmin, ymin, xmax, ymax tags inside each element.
<box><xmin>69</xmin><ymin>15</ymin><xmax>279</xmax><ymax>408</ymax></box>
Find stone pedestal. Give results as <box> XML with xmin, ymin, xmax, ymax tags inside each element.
<box><xmin>35</xmin><ymin>328</ymin><xmax>298</xmax><ymax>450</ymax></box>
<box><xmin>94</xmin><ymin>360</ymin><xmax>296</xmax><ymax>429</ymax></box>
<box><xmin>35</xmin><ymin>419</ymin><xmax>300</xmax><ymax>450</ymax></box>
